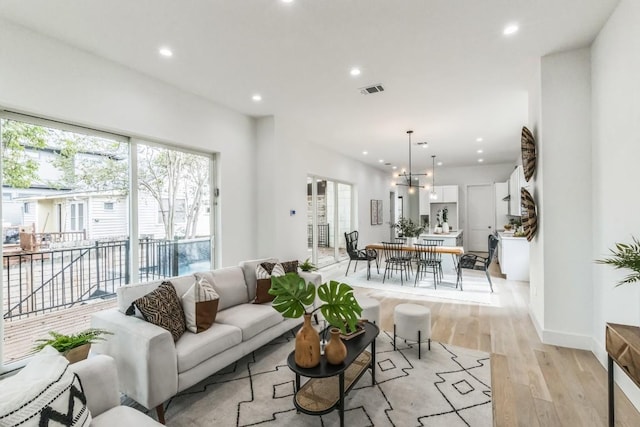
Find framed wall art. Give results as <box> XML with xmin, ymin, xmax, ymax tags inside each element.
<box><xmin>370</xmin><ymin>200</ymin><xmax>378</xmax><ymax>225</ymax></box>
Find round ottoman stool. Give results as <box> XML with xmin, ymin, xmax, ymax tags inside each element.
<box><xmin>357</xmin><ymin>295</ymin><xmax>381</xmax><ymax>326</ymax></box>
<box><xmin>393</xmin><ymin>303</ymin><xmax>431</xmax><ymax>359</ymax></box>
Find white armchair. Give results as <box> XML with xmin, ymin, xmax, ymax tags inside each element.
<box><xmin>70</xmin><ymin>355</ymin><xmax>163</xmax><ymax>426</ymax></box>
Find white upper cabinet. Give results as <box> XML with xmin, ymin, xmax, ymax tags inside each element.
<box><xmin>441</xmin><ymin>185</ymin><xmax>458</xmax><ymax>203</ymax></box>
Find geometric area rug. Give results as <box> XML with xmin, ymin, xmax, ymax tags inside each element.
<box><xmin>155</xmin><ymin>331</ymin><xmax>492</xmax><ymax>426</ymax></box>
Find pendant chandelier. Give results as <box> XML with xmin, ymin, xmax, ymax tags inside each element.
<box><xmin>429</xmin><ymin>155</ymin><xmax>438</xmax><ymax>200</ymax></box>
<box><xmin>395</xmin><ymin>130</ymin><xmax>428</xmax><ymax>194</ymax></box>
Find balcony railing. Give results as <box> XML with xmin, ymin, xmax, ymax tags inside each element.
<box><xmin>3</xmin><ymin>236</ymin><xmax>211</xmax><ymax>320</ymax></box>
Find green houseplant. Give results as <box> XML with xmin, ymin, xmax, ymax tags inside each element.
<box><xmin>596</xmin><ymin>236</ymin><xmax>640</xmax><ymax>286</ymax></box>
<box><xmin>299</xmin><ymin>258</ymin><xmax>318</xmax><ymax>272</ymax></box>
<box><xmin>33</xmin><ymin>328</ymin><xmax>112</xmax><ymax>363</ymax></box>
<box><xmin>395</xmin><ymin>217</ymin><xmax>424</xmax><ymax>238</ymax></box>
<box><xmin>268</xmin><ymin>273</ymin><xmax>362</xmax><ymax>367</ymax></box>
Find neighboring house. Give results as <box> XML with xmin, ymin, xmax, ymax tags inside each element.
<box><xmin>15</xmin><ymin>190</ymin><xmax>210</xmax><ymax>241</ymax></box>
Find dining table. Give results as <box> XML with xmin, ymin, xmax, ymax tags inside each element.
<box><xmin>364</xmin><ymin>243</ymin><xmax>465</xmax><ymax>290</ymax></box>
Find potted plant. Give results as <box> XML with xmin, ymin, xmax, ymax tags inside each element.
<box><xmin>33</xmin><ymin>328</ymin><xmax>112</xmax><ymax>363</ymax></box>
<box><xmin>299</xmin><ymin>258</ymin><xmax>318</xmax><ymax>272</ymax></box>
<box><xmin>395</xmin><ymin>217</ymin><xmax>424</xmax><ymax>245</ymax></box>
<box><xmin>268</xmin><ymin>273</ymin><xmax>362</xmax><ymax>367</ymax></box>
<box><xmin>596</xmin><ymin>236</ymin><xmax>640</xmax><ymax>286</ymax></box>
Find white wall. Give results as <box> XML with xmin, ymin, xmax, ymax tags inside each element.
<box><xmin>0</xmin><ymin>19</ymin><xmax>256</xmax><ymax>266</ymax></box>
<box><xmin>591</xmin><ymin>0</ymin><xmax>640</xmax><ymax>408</ymax></box>
<box><xmin>538</xmin><ymin>48</ymin><xmax>593</xmax><ymax>347</ymax></box>
<box><xmin>255</xmin><ymin>117</ymin><xmax>392</xmax><ymax>262</ymax></box>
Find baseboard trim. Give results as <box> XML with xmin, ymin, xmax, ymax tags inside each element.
<box><xmin>527</xmin><ymin>305</ymin><xmax>591</xmax><ymax>350</ymax></box>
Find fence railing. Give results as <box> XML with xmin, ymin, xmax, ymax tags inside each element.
<box><xmin>307</xmin><ymin>223</ymin><xmax>330</xmax><ymax>248</ymax></box>
<box><xmin>3</xmin><ymin>236</ymin><xmax>211</xmax><ymax>320</ymax></box>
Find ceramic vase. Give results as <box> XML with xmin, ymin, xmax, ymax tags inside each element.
<box><xmin>295</xmin><ymin>313</ymin><xmax>321</xmax><ymax>368</ymax></box>
<box><xmin>442</xmin><ymin>222</ymin><xmax>450</xmax><ymax>233</ymax></box>
<box><xmin>325</xmin><ymin>327</ymin><xmax>347</xmax><ymax>365</ymax></box>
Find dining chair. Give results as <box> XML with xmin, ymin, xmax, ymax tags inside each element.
<box><xmin>381</xmin><ymin>241</ymin><xmax>411</xmax><ymax>285</ymax></box>
<box><xmin>344</xmin><ymin>231</ymin><xmax>378</xmax><ymax>279</ymax></box>
<box><xmin>394</xmin><ymin>237</ymin><xmax>414</xmax><ymax>275</ymax></box>
<box><xmin>422</xmin><ymin>238</ymin><xmax>444</xmax><ymax>281</ymax></box>
<box><xmin>458</xmin><ymin>234</ymin><xmax>498</xmax><ymax>292</ymax></box>
<box><xmin>414</xmin><ymin>243</ymin><xmax>440</xmax><ymax>288</ymax></box>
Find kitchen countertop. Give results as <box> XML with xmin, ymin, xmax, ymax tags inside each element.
<box><xmin>498</xmin><ymin>231</ymin><xmax>528</xmax><ymax>240</ymax></box>
<box><xmin>420</xmin><ymin>229</ymin><xmax>463</xmax><ymax>239</ymax></box>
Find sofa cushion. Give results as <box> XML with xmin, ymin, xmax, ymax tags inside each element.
<box><xmin>254</xmin><ymin>263</ymin><xmax>285</xmax><ymax>304</ymax></box>
<box><xmin>215</xmin><ymin>303</ymin><xmax>283</xmax><ymax>341</ymax></box>
<box><xmin>0</xmin><ymin>346</ymin><xmax>92</xmax><ymax>427</ymax></box>
<box><xmin>181</xmin><ymin>276</ymin><xmax>220</xmax><ymax>333</ymax></box>
<box><xmin>280</xmin><ymin>260</ymin><xmax>299</xmax><ymax>273</ymax></box>
<box><xmin>239</xmin><ymin>257</ymin><xmax>277</xmax><ymax>301</ymax></box>
<box><xmin>131</xmin><ymin>281</ymin><xmax>186</xmax><ymax>342</ymax></box>
<box><xmin>175</xmin><ymin>323</ymin><xmax>242</xmax><ymax>373</ymax></box>
<box><xmin>195</xmin><ymin>267</ymin><xmax>248</xmax><ymax>311</ymax></box>
<box><xmin>116</xmin><ymin>275</ymin><xmax>195</xmax><ymax>314</ymax></box>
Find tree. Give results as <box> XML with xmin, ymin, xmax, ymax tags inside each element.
<box><xmin>137</xmin><ymin>145</ymin><xmax>209</xmax><ymax>240</ymax></box>
<box><xmin>1</xmin><ymin>119</ymin><xmax>47</xmax><ymax>188</ymax></box>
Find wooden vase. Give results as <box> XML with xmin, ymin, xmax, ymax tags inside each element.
<box><xmin>295</xmin><ymin>313</ymin><xmax>321</xmax><ymax>368</ymax></box>
<box><xmin>325</xmin><ymin>327</ymin><xmax>347</xmax><ymax>365</ymax></box>
<box><xmin>64</xmin><ymin>343</ymin><xmax>91</xmax><ymax>364</ymax></box>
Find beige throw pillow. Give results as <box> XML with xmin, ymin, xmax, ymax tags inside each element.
<box><xmin>182</xmin><ymin>277</ymin><xmax>220</xmax><ymax>333</ymax></box>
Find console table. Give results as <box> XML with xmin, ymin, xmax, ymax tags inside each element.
<box><xmin>606</xmin><ymin>323</ymin><xmax>640</xmax><ymax>427</ymax></box>
<box><xmin>287</xmin><ymin>321</ymin><xmax>379</xmax><ymax>426</ymax></box>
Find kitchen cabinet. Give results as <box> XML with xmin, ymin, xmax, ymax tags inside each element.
<box><xmin>431</xmin><ymin>185</ymin><xmax>458</xmax><ymax>203</ymax></box>
<box><xmin>508</xmin><ymin>165</ymin><xmax>527</xmax><ymax>216</ymax></box>
<box><xmin>497</xmin><ymin>231</ymin><xmax>529</xmax><ymax>281</ymax></box>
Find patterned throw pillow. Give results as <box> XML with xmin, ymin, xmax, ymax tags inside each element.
<box><xmin>280</xmin><ymin>260</ymin><xmax>299</xmax><ymax>274</ymax></box>
<box><xmin>254</xmin><ymin>263</ymin><xmax>285</xmax><ymax>304</ymax></box>
<box><xmin>0</xmin><ymin>346</ymin><xmax>92</xmax><ymax>427</ymax></box>
<box><xmin>131</xmin><ymin>281</ymin><xmax>186</xmax><ymax>341</ymax></box>
<box><xmin>182</xmin><ymin>276</ymin><xmax>220</xmax><ymax>333</ymax></box>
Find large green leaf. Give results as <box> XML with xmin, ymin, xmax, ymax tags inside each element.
<box><xmin>268</xmin><ymin>273</ymin><xmax>316</xmax><ymax>318</ymax></box>
<box><xmin>317</xmin><ymin>281</ymin><xmax>362</xmax><ymax>334</ymax></box>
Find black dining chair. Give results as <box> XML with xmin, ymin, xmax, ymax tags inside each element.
<box><xmin>458</xmin><ymin>234</ymin><xmax>498</xmax><ymax>292</ymax></box>
<box><xmin>344</xmin><ymin>231</ymin><xmax>378</xmax><ymax>279</ymax></box>
<box><xmin>414</xmin><ymin>243</ymin><xmax>440</xmax><ymax>288</ymax></box>
<box><xmin>422</xmin><ymin>238</ymin><xmax>444</xmax><ymax>281</ymax></box>
<box><xmin>381</xmin><ymin>241</ymin><xmax>411</xmax><ymax>285</ymax></box>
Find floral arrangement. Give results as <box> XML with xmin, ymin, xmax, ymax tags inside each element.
<box><xmin>395</xmin><ymin>217</ymin><xmax>424</xmax><ymax>238</ymax></box>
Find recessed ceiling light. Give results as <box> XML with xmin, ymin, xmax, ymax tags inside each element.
<box><xmin>281</xmin><ymin>0</ymin><xmax>293</xmax><ymax>3</ymax></box>
<box><xmin>362</xmin><ymin>151</ymin><xmax>368</xmax><ymax>155</ymax></box>
<box><xmin>503</xmin><ymin>24</ymin><xmax>519</xmax><ymax>36</ymax></box>
<box><xmin>252</xmin><ymin>94</ymin><xmax>262</xmax><ymax>102</ymax></box>
<box><xmin>437</xmin><ymin>161</ymin><xmax>443</xmax><ymax>166</ymax></box>
<box><xmin>476</xmin><ymin>137</ymin><xmax>483</xmax><ymax>142</ymax></box>
<box><xmin>478</xmin><ymin>158</ymin><xmax>484</xmax><ymax>163</ymax></box>
<box><xmin>378</xmin><ymin>159</ymin><xmax>384</xmax><ymax>163</ymax></box>
<box><xmin>159</xmin><ymin>47</ymin><xmax>173</xmax><ymax>57</ymax></box>
<box><xmin>477</xmin><ymin>149</ymin><xmax>483</xmax><ymax>154</ymax></box>
<box><xmin>392</xmin><ymin>166</ymin><xmax>397</xmax><ymax>170</ymax></box>
<box><xmin>350</xmin><ymin>68</ymin><xmax>361</xmax><ymax>77</ymax></box>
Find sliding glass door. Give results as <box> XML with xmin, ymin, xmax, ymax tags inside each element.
<box><xmin>307</xmin><ymin>176</ymin><xmax>352</xmax><ymax>268</ymax></box>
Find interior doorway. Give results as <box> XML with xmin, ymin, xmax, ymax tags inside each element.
<box><xmin>466</xmin><ymin>184</ymin><xmax>495</xmax><ymax>252</ymax></box>
<box><xmin>307</xmin><ymin>176</ymin><xmax>353</xmax><ymax>268</ymax></box>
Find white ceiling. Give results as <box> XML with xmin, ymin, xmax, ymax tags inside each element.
<box><xmin>0</xmin><ymin>0</ymin><xmax>618</xmax><ymax>173</ymax></box>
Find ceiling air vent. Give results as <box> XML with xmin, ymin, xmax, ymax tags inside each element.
<box><xmin>359</xmin><ymin>84</ymin><xmax>385</xmax><ymax>95</ymax></box>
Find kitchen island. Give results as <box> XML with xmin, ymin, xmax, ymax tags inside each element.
<box><xmin>418</xmin><ymin>229</ymin><xmax>463</xmax><ymax>274</ymax></box>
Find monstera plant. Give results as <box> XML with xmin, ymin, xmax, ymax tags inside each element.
<box><xmin>268</xmin><ymin>273</ymin><xmax>363</xmax><ymax>368</ymax></box>
<box><xmin>268</xmin><ymin>273</ymin><xmax>362</xmax><ymax>333</ymax></box>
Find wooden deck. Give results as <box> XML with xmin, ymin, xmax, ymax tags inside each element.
<box><xmin>3</xmin><ymin>298</ymin><xmax>117</xmax><ymax>363</ymax></box>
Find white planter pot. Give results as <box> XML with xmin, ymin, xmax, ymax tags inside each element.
<box><xmin>442</xmin><ymin>222</ymin><xmax>450</xmax><ymax>233</ymax></box>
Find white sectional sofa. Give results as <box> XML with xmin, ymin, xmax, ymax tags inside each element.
<box><xmin>91</xmin><ymin>258</ymin><xmax>321</xmax><ymax>423</ymax></box>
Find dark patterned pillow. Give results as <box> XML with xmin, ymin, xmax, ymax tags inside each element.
<box><xmin>132</xmin><ymin>281</ymin><xmax>186</xmax><ymax>341</ymax></box>
<box><xmin>281</xmin><ymin>260</ymin><xmax>299</xmax><ymax>274</ymax></box>
<box><xmin>260</xmin><ymin>262</ymin><xmax>277</xmax><ymax>275</ymax></box>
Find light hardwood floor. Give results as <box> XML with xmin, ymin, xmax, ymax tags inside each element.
<box><xmin>323</xmin><ymin>259</ymin><xmax>640</xmax><ymax>427</ymax></box>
